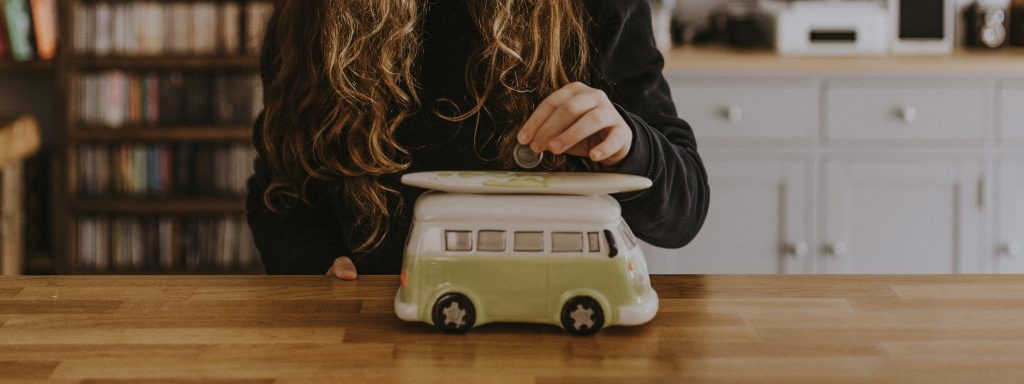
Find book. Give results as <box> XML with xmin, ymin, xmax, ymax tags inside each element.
<box><xmin>28</xmin><ymin>0</ymin><xmax>56</xmax><ymax>60</ymax></box>
<box><xmin>220</xmin><ymin>3</ymin><xmax>240</xmax><ymax>55</ymax></box>
<box><xmin>245</xmin><ymin>2</ymin><xmax>273</xmax><ymax>55</ymax></box>
<box><xmin>3</xmin><ymin>0</ymin><xmax>36</xmax><ymax>61</ymax></box>
<box><xmin>170</xmin><ymin>3</ymin><xmax>191</xmax><ymax>54</ymax></box>
<box><xmin>72</xmin><ymin>3</ymin><xmax>87</xmax><ymax>55</ymax></box>
<box><xmin>192</xmin><ymin>3</ymin><xmax>217</xmax><ymax>55</ymax></box>
<box><xmin>93</xmin><ymin>2</ymin><xmax>111</xmax><ymax>56</ymax></box>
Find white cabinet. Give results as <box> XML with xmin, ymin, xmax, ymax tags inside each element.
<box><xmin>666</xmin><ymin>76</ymin><xmax>819</xmax><ymax>142</ymax></box>
<box><xmin>662</xmin><ymin>67</ymin><xmax>1013</xmax><ymax>274</ymax></box>
<box><xmin>994</xmin><ymin>160</ymin><xmax>1024</xmax><ymax>273</ymax></box>
<box><xmin>820</xmin><ymin>159</ymin><xmax>986</xmax><ymax>274</ymax></box>
<box><xmin>644</xmin><ymin>154</ymin><xmax>813</xmax><ymax>274</ymax></box>
<box><xmin>999</xmin><ymin>82</ymin><xmax>1024</xmax><ymax>141</ymax></box>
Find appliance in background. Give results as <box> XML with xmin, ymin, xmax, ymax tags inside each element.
<box><xmin>672</xmin><ymin>0</ymin><xmax>734</xmax><ymax>44</ymax></box>
<box><xmin>710</xmin><ymin>3</ymin><xmax>772</xmax><ymax>48</ymax></box>
<box><xmin>964</xmin><ymin>1</ymin><xmax>1009</xmax><ymax>48</ymax></box>
<box><xmin>670</xmin><ymin>0</ymin><xmax>772</xmax><ymax>48</ymax></box>
<box><xmin>1011</xmin><ymin>0</ymin><xmax>1024</xmax><ymax>45</ymax></box>
<box><xmin>770</xmin><ymin>1</ymin><xmax>889</xmax><ymax>56</ymax></box>
<box><xmin>889</xmin><ymin>0</ymin><xmax>955</xmax><ymax>54</ymax></box>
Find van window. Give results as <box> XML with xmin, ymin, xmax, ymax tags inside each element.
<box><xmin>587</xmin><ymin>232</ymin><xmax>600</xmax><ymax>253</ymax></box>
<box><xmin>552</xmin><ymin>232</ymin><xmax>583</xmax><ymax>252</ymax></box>
<box><xmin>514</xmin><ymin>231</ymin><xmax>544</xmax><ymax>252</ymax></box>
<box><xmin>445</xmin><ymin>230</ymin><xmax>473</xmax><ymax>252</ymax></box>
<box><xmin>604</xmin><ymin>229</ymin><xmax>618</xmax><ymax>258</ymax></box>
<box><xmin>478</xmin><ymin>230</ymin><xmax>506</xmax><ymax>252</ymax></box>
<box><xmin>618</xmin><ymin>221</ymin><xmax>638</xmax><ymax>249</ymax></box>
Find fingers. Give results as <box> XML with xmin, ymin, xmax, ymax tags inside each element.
<box><xmin>547</xmin><ymin>108</ymin><xmax>617</xmax><ymax>156</ymax></box>
<box><xmin>518</xmin><ymin>82</ymin><xmax>588</xmax><ymax>146</ymax></box>
<box><xmin>590</xmin><ymin>125</ymin><xmax>632</xmax><ymax>164</ymax></box>
<box><xmin>518</xmin><ymin>82</ymin><xmax>633</xmax><ymax>167</ymax></box>
<box><xmin>327</xmin><ymin>256</ymin><xmax>358</xmax><ymax>281</ymax></box>
<box><xmin>531</xmin><ymin>94</ymin><xmax>601</xmax><ymax>153</ymax></box>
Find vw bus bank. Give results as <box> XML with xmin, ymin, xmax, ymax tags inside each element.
<box><xmin>394</xmin><ymin>171</ymin><xmax>659</xmax><ymax>336</ymax></box>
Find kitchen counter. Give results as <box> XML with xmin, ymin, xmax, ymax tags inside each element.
<box><xmin>664</xmin><ymin>45</ymin><xmax>1024</xmax><ymax>76</ymax></box>
<box><xmin>2</xmin><ymin>275</ymin><xmax>1023</xmax><ymax>382</ymax></box>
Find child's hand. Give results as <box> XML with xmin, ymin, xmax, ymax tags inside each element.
<box><xmin>327</xmin><ymin>256</ymin><xmax>358</xmax><ymax>280</ymax></box>
<box><xmin>518</xmin><ymin>82</ymin><xmax>633</xmax><ymax>168</ymax></box>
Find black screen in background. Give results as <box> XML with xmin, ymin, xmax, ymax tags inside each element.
<box><xmin>900</xmin><ymin>0</ymin><xmax>945</xmax><ymax>39</ymax></box>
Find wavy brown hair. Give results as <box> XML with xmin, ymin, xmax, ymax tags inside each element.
<box><xmin>259</xmin><ymin>0</ymin><xmax>591</xmax><ymax>252</ymax></box>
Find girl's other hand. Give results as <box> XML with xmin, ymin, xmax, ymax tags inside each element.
<box><xmin>327</xmin><ymin>256</ymin><xmax>358</xmax><ymax>280</ymax></box>
<box><xmin>518</xmin><ymin>82</ymin><xmax>633</xmax><ymax>168</ymax></box>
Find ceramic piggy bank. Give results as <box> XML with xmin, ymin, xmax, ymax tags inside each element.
<box><xmin>394</xmin><ymin>171</ymin><xmax>659</xmax><ymax>336</ymax></box>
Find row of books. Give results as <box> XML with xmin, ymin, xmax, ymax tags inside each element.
<box><xmin>1</xmin><ymin>0</ymin><xmax>58</xmax><ymax>61</ymax></box>
<box><xmin>77</xmin><ymin>215</ymin><xmax>260</xmax><ymax>273</ymax></box>
<box><xmin>77</xmin><ymin>142</ymin><xmax>255</xmax><ymax>197</ymax></box>
<box><xmin>73</xmin><ymin>1</ymin><xmax>274</xmax><ymax>57</ymax></box>
<box><xmin>78</xmin><ymin>71</ymin><xmax>263</xmax><ymax>127</ymax></box>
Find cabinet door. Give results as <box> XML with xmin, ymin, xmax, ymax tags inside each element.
<box><xmin>995</xmin><ymin>161</ymin><xmax>1024</xmax><ymax>273</ymax></box>
<box><xmin>643</xmin><ymin>157</ymin><xmax>812</xmax><ymax>274</ymax></box>
<box><xmin>822</xmin><ymin>161</ymin><xmax>985</xmax><ymax>274</ymax></box>
<box><xmin>999</xmin><ymin>83</ymin><xmax>1024</xmax><ymax>141</ymax></box>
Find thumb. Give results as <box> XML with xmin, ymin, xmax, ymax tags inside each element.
<box><xmin>327</xmin><ymin>256</ymin><xmax>358</xmax><ymax>281</ymax></box>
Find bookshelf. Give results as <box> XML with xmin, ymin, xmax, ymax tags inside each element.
<box><xmin>57</xmin><ymin>0</ymin><xmax>273</xmax><ymax>274</ymax></box>
<box><xmin>1</xmin><ymin>116</ymin><xmax>41</xmax><ymax>275</ymax></box>
<box><xmin>0</xmin><ymin>60</ymin><xmax>54</xmax><ymax>73</ymax></box>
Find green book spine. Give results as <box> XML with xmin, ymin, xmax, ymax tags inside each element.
<box><xmin>3</xmin><ymin>0</ymin><xmax>35</xmax><ymax>61</ymax></box>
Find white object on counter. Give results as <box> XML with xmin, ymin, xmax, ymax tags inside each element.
<box><xmin>772</xmin><ymin>2</ymin><xmax>889</xmax><ymax>56</ymax></box>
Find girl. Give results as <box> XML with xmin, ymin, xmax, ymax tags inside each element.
<box><xmin>248</xmin><ymin>0</ymin><xmax>709</xmax><ymax>279</ymax></box>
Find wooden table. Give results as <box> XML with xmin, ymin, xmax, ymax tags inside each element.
<box><xmin>663</xmin><ymin>45</ymin><xmax>1024</xmax><ymax>76</ymax></box>
<box><xmin>2</xmin><ymin>275</ymin><xmax>1023</xmax><ymax>383</ymax></box>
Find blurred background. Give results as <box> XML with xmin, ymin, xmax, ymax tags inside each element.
<box><xmin>1</xmin><ymin>0</ymin><xmax>1022</xmax><ymax>276</ymax></box>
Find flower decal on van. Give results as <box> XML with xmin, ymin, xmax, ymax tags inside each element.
<box><xmin>435</xmin><ymin>171</ymin><xmax>553</xmax><ymax>189</ymax></box>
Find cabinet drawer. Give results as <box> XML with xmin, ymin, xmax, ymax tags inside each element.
<box><xmin>668</xmin><ymin>77</ymin><xmax>818</xmax><ymax>141</ymax></box>
<box><xmin>825</xmin><ymin>80</ymin><xmax>991</xmax><ymax>141</ymax></box>
<box><xmin>1000</xmin><ymin>85</ymin><xmax>1024</xmax><ymax>141</ymax></box>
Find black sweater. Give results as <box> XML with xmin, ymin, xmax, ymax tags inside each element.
<box><xmin>247</xmin><ymin>0</ymin><xmax>710</xmax><ymax>275</ymax></box>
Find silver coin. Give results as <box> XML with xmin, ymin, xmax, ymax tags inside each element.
<box><xmin>514</xmin><ymin>143</ymin><xmax>543</xmax><ymax>169</ymax></box>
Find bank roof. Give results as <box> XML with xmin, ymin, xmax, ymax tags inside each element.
<box><xmin>401</xmin><ymin>171</ymin><xmax>651</xmax><ymax>196</ymax></box>
<box><xmin>413</xmin><ymin>192</ymin><xmax>622</xmax><ymax>224</ymax></box>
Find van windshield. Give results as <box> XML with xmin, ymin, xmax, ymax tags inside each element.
<box><xmin>603</xmin><ymin>229</ymin><xmax>618</xmax><ymax>258</ymax></box>
<box><xmin>618</xmin><ymin>221</ymin><xmax>638</xmax><ymax>249</ymax></box>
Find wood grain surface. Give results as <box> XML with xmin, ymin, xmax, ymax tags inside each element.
<box><xmin>1</xmin><ymin>275</ymin><xmax>1023</xmax><ymax>383</ymax></box>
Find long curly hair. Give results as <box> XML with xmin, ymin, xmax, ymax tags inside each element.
<box><xmin>259</xmin><ymin>0</ymin><xmax>592</xmax><ymax>252</ymax></box>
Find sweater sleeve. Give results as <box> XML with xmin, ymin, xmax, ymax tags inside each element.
<box><xmin>245</xmin><ymin>8</ymin><xmax>350</xmax><ymax>274</ymax></box>
<box><xmin>589</xmin><ymin>0</ymin><xmax>710</xmax><ymax>249</ymax></box>
<box><xmin>246</xmin><ymin>113</ymin><xmax>350</xmax><ymax>275</ymax></box>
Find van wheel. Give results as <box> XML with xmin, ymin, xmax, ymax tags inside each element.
<box><xmin>431</xmin><ymin>293</ymin><xmax>476</xmax><ymax>334</ymax></box>
<box><xmin>560</xmin><ymin>296</ymin><xmax>604</xmax><ymax>336</ymax></box>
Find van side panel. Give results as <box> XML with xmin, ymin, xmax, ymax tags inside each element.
<box><xmin>547</xmin><ymin>257</ymin><xmax>634</xmax><ymax>325</ymax></box>
<box><xmin>417</xmin><ymin>256</ymin><xmax>549</xmax><ymax>325</ymax></box>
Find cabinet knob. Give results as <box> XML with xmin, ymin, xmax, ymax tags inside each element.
<box><xmin>723</xmin><ymin>106</ymin><xmax>743</xmax><ymax>123</ymax></box>
<box><xmin>825</xmin><ymin>241</ymin><xmax>848</xmax><ymax>257</ymax></box>
<box><xmin>898</xmin><ymin>106</ymin><xmax>917</xmax><ymax>123</ymax></box>
<box><xmin>1003</xmin><ymin>241</ymin><xmax>1022</xmax><ymax>257</ymax></box>
<box><xmin>783</xmin><ymin>241</ymin><xmax>809</xmax><ymax>259</ymax></box>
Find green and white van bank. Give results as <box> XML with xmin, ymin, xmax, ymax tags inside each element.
<box><xmin>394</xmin><ymin>171</ymin><xmax>659</xmax><ymax>336</ymax></box>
